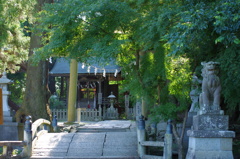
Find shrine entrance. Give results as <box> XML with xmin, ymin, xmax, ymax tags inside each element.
<box><xmin>78</xmin><ymin>82</ymin><xmax>97</xmax><ymax>109</ymax></box>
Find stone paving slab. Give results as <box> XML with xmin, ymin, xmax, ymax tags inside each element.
<box><xmin>103</xmin><ymin>149</ymin><xmax>138</xmax><ymax>157</ymax></box>
<box><xmin>34</xmin><ymin>143</ymin><xmax>70</xmax><ymax>149</ymax></box>
<box><xmin>37</xmin><ymin>133</ymin><xmax>74</xmax><ymax>143</ymax></box>
<box><xmin>71</xmin><ymin>133</ymin><xmax>106</xmax><ymax>142</ymax></box>
<box><xmin>32</xmin><ymin>149</ymin><xmax>67</xmax><ymax>156</ymax></box>
<box><xmin>102</xmin><ymin>132</ymin><xmax>138</xmax><ymax>157</ymax></box>
<box><xmin>33</xmin><ymin>148</ymin><xmax>68</xmax><ymax>153</ymax></box>
<box><xmin>104</xmin><ymin>132</ymin><xmax>137</xmax><ymax>146</ymax></box>
<box><xmin>69</xmin><ymin>142</ymin><xmax>103</xmax><ymax>147</ymax></box>
<box><xmin>104</xmin><ymin>140</ymin><xmax>137</xmax><ymax>146</ymax></box>
<box><xmin>67</xmin><ymin>150</ymin><xmax>102</xmax><ymax>157</ymax></box>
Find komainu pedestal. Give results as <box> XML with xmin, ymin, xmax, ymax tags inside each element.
<box><xmin>186</xmin><ymin>112</ymin><xmax>235</xmax><ymax>159</ymax></box>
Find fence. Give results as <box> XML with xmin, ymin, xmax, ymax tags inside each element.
<box><xmin>52</xmin><ymin>109</ymin><xmax>67</xmax><ymax>121</ymax></box>
<box><xmin>104</xmin><ymin>107</ymin><xmax>119</xmax><ymax>120</ymax></box>
<box><xmin>77</xmin><ymin>108</ymin><xmax>102</xmax><ymax>121</ymax></box>
<box><xmin>51</xmin><ymin>107</ymin><xmax>136</xmax><ymax>121</ymax></box>
<box><xmin>51</xmin><ymin>108</ymin><xmax>102</xmax><ymax>121</ymax></box>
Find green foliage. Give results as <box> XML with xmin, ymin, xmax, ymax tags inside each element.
<box><xmin>167</xmin><ymin>0</ymin><xmax>239</xmax><ymax>44</ymax></box>
<box><xmin>0</xmin><ymin>0</ymin><xmax>35</xmax><ymax>73</ymax></box>
<box><xmin>120</xmin><ymin>46</ymin><xmax>167</xmax><ymax>108</ymax></box>
<box><xmin>34</xmin><ymin>0</ymin><xmax>138</xmax><ymax>64</ymax></box>
<box><xmin>8</xmin><ymin>72</ymin><xmax>26</xmax><ymax>105</ymax></box>
<box><xmin>218</xmin><ymin>45</ymin><xmax>240</xmax><ymax>114</ymax></box>
<box><xmin>166</xmin><ymin>56</ymin><xmax>191</xmax><ymax>104</ymax></box>
<box><xmin>150</xmin><ymin>56</ymin><xmax>192</xmax><ymax>122</ymax></box>
<box><xmin>150</xmin><ymin>102</ymin><xmax>187</xmax><ymax>122</ymax></box>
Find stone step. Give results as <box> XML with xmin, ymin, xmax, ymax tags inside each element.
<box><xmin>140</xmin><ymin>141</ymin><xmax>164</xmax><ymax>147</ymax></box>
<box><xmin>142</xmin><ymin>155</ymin><xmax>163</xmax><ymax>159</ymax></box>
<box><xmin>77</xmin><ymin>128</ymin><xmax>127</xmax><ymax>132</ymax></box>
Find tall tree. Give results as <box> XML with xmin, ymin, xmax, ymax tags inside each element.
<box><xmin>16</xmin><ymin>0</ymin><xmax>52</xmax><ymax>122</ymax></box>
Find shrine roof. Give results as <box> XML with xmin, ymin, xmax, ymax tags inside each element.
<box><xmin>49</xmin><ymin>58</ymin><xmax>121</xmax><ymax>77</ymax></box>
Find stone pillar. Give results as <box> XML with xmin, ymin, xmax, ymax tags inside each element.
<box><xmin>182</xmin><ymin>75</ymin><xmax>201</xmax><ymax>155</ymax></box>
<box><xmin>98</xmin><ymin>80</ymin><xmax>102</xmax><ymax>120</ymax></box>
<box><xmin>135</xmin><ymin>101</ymin><xmax>141</xmax><ymax>121</ymax></box>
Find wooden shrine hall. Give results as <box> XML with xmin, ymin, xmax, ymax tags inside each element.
<box><xmin>49</xmin><ymin>58</ymin><xmax>122</xmax><ymax>110</ymax></box>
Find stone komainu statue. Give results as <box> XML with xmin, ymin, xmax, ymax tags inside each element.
<box><xmin>199</xmin><ymin>61</ymin><xmax>221</xmax><ymax>112</ymax></box>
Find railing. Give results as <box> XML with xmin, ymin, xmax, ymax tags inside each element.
<box><xmin>0</xmin><ymin>116</ymin><xmax>53</xmax><ymax>158</ymax></box>
<box><xmin>31</xmin><ymin>118</ymin><xmax>51</xmax><ymax>154</ymax></box>
<box><xmin>137</xmin><ymin>116</ymin><xmax>172</xmax><ymax>159</ymax></box>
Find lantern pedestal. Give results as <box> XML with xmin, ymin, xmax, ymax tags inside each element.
<box><xmin>0</xmin><ymin>122</ymin><xmax>20</xmax><ymax>141</ymax></box>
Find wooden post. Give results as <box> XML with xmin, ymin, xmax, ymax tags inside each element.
<box><xmin>137</xmin><ymin>115</ymin><xmax>146</xmax><ymax>158</ymax></box>
<box><xmin>67</xmin><ymin>59</ymin><xmax>78</xmax><ymax>123</ymax></box>
<box><xmin>141</xmin><ymin>98</ymin><xmax>147</xmax><ymax>119</ymax></box>
<box><xmin>24</xmin><ymin>116</ymin><xmax>32</xmax><ymax>157</ymax></box>
<box><xmin>98</xmin><ymin>80</ymin><xmax>102</xmax><ymax>120</ymax></box>
<box><xmin>164</xmin><ymin>120</ymin><xmax>173</xmax><ymax>159</ymax></box>
<box><xmin>0</xmin><ymin>88</ymin><xmax>3</xmax><ymax>125</ymax></box>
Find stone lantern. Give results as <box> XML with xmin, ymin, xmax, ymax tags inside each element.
<box><xmin>108</xmin><ymin>92</ymin><xmax>116</xmax><ymax>111</ymax></box>
<box><xmin>105</xmin><ymin>92</ymin><xmax>118</xmax><ymax>119</ymax></box>
<box><xmin>0</xmin><ymin>72</ymin><xmax>13</xmax><ymax>121</ymax></box>
<box><xmin>0</xmin><ymin>72</ymin><xmax>19</xmax><ymax>141</ymax></box>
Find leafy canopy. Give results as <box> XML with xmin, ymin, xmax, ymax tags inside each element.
<box><xmin>0</xmin><ymin>0</ymin><xmax>36</xmax><ymax>73</ymax></box>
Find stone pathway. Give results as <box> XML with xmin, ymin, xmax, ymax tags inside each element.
<box><xmin>31</xmin><ymin>120</ymin><xmax>138</xmax><ymax>159</ymax></box>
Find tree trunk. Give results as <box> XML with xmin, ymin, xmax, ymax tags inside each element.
<box><xmin>16</xmin><ymin>0</ymin><xmax>52</xmax><ymax>122</ymax></box>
